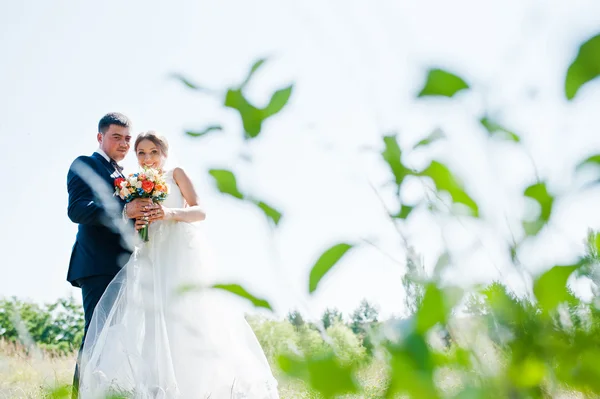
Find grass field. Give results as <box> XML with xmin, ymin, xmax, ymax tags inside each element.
<box><xmin>0</xmin><ymin>339</ymin><xmax>389</xmax><ymax>399</ymax></box>
<box><xmin>0</xmin><ymin>340</ymin><xmax>75</xmax><ymax>398</ymax></box>
<box><xmin>0</xmin><ymin>339</ymin><xmax>588</xmax><ymax>398</ymax></box>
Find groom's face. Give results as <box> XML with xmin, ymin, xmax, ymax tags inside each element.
<box><xmin>97</xmin><ymin>124</ymin><xmax>131</xmax><ymax>162</ymax></box>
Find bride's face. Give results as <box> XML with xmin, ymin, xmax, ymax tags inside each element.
<box><xmin>136</xmin><ymin>139</ymin><xmax>166</xmax><ymax>169</ymax></box>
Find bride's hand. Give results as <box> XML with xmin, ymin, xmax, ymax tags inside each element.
<box><xmin>134</xmin><ymin>218</ymin><xmax>148</xmax><ymax>231</ymax></box>
<box><xmin>147</xmin><ymin>204</ymin><xmax>171</xmax><ymax>222</ymax></box>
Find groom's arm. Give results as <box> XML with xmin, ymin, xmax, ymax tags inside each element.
<box><xmin>67</xmin><ymin>156</ymin><xmax>107</xmax><ymax>225</ymax></box>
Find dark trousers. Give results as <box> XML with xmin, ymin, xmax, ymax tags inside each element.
<box><xmin>72</xmin><ymin>275</ymin><xmax>115</xmax><ymax>399</ymax></box>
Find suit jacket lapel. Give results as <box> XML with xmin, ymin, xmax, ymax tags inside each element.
<box><xmin>90</xmin><ymin>153</ymin><xmax>127</xmax><ymax>207</ymax></box>
<box><xmin>92</xmin><ymin>152</ymin><xmax>124</xmax><ymax>180</ymax></box>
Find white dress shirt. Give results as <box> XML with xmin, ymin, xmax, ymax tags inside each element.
<box><xmin>96</xmin><ymin>148</ymin><xmax>129</xmax><ymax>217</ymax></box>
<box><xmin>95</xmin><ymin>147</ymin><xmax>111</xmax><ymax>162</ymax></box>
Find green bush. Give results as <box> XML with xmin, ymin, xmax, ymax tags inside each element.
<box><xmin>247</xmin><ymin>314</ymin><xmax>372</xmax><ymax>367</ymax></box>
<box><xmin>325</xmin><ymin>322</ymin><xmax>367</xmax><ymax>365</ymax></box>
<box><xmin>0</xmin><ymin>296</ymin><xmax>83</xmax><ymax>355</ymax></box>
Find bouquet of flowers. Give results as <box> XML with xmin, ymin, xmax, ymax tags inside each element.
<box><xmin>114</xmin><ymin>167</ymin><xmax>169</xmax><ymax>242</ymax></box>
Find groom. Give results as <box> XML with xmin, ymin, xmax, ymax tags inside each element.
<box><xmin>66</xmin><ymin>112</ymin><xmax>156</xmax><ymax>397</ymax></box>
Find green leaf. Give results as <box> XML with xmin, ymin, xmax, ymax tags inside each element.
<box><xmin>432</xmin><ymin>252</ymin><xmax>451</xmax><ymax>278</ymax></box>
<box><xmin>453</xmin><ymin>387</ymin><xmax>488</xmax><ymax>399</ymax></box>
<box><xmin>240</xmin><ymin>58</ymin><xmax>267</xmax><ymax>88</ymax></box>
<box><xmin>309</xmin><ymin>243</ymin><xmax>354</xmax><ymax>293</ymax></box>
<box><xmin>263</xmin><ymin>85</ymin><xmax>294</xmax><ymax>117</ymax></box>
<box><xmin>576</xmin><ymin>154</ymin><xmax>600</xmax><ymax>171</ymax></box>
<box><xmin>208</xmin><ymin>169</ymin><xmax>245</xmax><ymax>200</ymax></box>
<box><xmin>393</xmin><ymin>204</ymin><xmax>415</xmax><ymax>220</ymax></box>
<box><xmin>278</xmin><ymin>353</ymin><xmax>359</xmax><ymax>398</ymax></box>
<box><xmin>592</xmin><ymin>230</ymin><xmax>600</xmax><ymax>257</ymax></box>
<box><xmin>509</xmin><ymin>356</ymin><xmax>547</xmax><ymax>388</ymax></box>
<box><xmin>565</xmin><ymin>33</ymin><xmax>600</xmax><ymax>100</ymax></box>
<box><xmin>403</xmin><ymin>333</ymin><xmax>434</xmax><ymax>375</ymax></box>
<box><xmin>175</xmin><ymin>283</ymin><xmax>204</xmax><ymax>295</ymax></box>
<box><xmin>186</xmin><ymin>125</ymin><xmax>223</xmax><ymax>138</ymax></box>
<box><xmin>533</xmin><ymin>263</ymin><xmax>581</xmax><ymax>312</ymax></box>
<box><xmin>385</xmin><ymin>332</ymin><xmax>438</xmax><ymax>398</ymax></box>
<box><xmin>522</xmin><ymin>220</ymin><xmax>545</xmax><ymax>237</ymax></box>
<box><xmin>480</xmin><ymin>117</ymin><xmax>521</xmax><ymax>142</ymax></box>
<box><xmin>212</xmin><ymin>283</ymin><xmax>273</xmax><ymax>310</ymax></box>
<box><xmin>208</xmin><ymin>171</ymin><xmax>282</xmax><ymax>227</ymax></box>
<box><xmin>382</xmin><ymin>135</ymin><xmax>413</xmax><ymax>191</ymax></box>
<box><xmin>482</xmin><ymin>281</ymin><xmax>523</xmax><ymax>322</ymax></box>
<box><xmin>46</xmin><ymin>385</ymin><xmax>71</xmax><ymax>399</ymax></box>
<box><xmin>510</xmin><ymin>243</ymin><xmax>519</xmax><ymax>263</ymax></box>
<box><xmin>575</xmin><ymin>155</ymin><xmax>600</xmax><ymax>189</ymax></box>
<box><xmin>522</xmin><ymin>182</ymin><xmax>554</xmax><ymax>235</ymax></box>
<box><xmin>252</xmin><ymin>199</ymin><xmax>283</xmax><ymax>226</ymax></box>
<box><xmin>224</xmin><ymin>85</ymin><xmax>293</xmax><ymax>139</ymax></box>
<box><xmin>417</xmin><ymin>68</ymin><xmax>470</xmax><ymax>98</ymax></box>
<box><xmin>415</xmin><ymin>284</ymin><xmax>447</xmax><ymax>333</ymax></box>
<box><xmin>419</xmin><ymin>161</ymin><xmax>479</xmax><ymax>217</ymax></box>
<box><xmin>413</xmin><ymin>129</ymin><xmax>446</xmax><ymax>149</ymax></box>
<box><xmin>170</xmin><ymin>73</ymin><xmax>205</xmax><ymax>90</ymax></box>
<box><xmin>224</xmin><ymin>59</ymin><xmax>293</xmax><ymax>138</ymax></box>
<box><xmin>224</xmin><ymin>89</ymin><xmax>264</xmax><ymax>138</ymax></box>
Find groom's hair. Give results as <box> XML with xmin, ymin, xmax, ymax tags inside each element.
<box><xmin>98</xmin><ymin>112</ymin><xmax>131</xmax><ymax>134</ymax></box>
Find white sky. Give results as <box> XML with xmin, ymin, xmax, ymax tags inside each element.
<box><xmin>1</xmin><ymin>0</ymin><xmax>600</xmax><ymax>321</ymax></box>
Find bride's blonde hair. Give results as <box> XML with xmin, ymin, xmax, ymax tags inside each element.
<box><xmin>134</xmin><ymin>131</ymin><xmax>169</xmax><ymax>157</ymax></box>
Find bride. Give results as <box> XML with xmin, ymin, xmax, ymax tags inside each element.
<box><xmin>78</xmin><ymin>131</ymin><xmax>280</xmax><ymax>399</ymax></box>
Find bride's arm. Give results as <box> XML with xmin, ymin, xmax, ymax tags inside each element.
<box><xmin>163</xmin><ymin>167</ymin><xmax>206</xmax><ymax>223</ymax></box>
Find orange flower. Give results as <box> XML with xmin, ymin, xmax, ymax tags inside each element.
<box><xmin>142</xmin><ymin>180</ymin><xmax>154</xmax><ymax>193</ymax></box>
<box><xmin>155</xmin><ymin>183</ymin><xmax>165</xmax><ymax>193</ymax></box>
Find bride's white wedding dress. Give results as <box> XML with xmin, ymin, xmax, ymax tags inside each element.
<box><xmin>79</xmin><ymin>169</ymin><xmax>279</xmax><ymax>399</ymax></box>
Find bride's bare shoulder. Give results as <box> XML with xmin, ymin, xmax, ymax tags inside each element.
<box><xmin>171</xmin><ymin>167</ymin><xmax>195</xmax><ymax>185</ymax></box>
<box><xmin>172</xmin><ymin>166</ymin><xmax>186</xmax><ymax>179</ymax></box>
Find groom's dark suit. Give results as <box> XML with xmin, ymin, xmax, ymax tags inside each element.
<box><xmin>67</xmin><ymin>151</ymin><xmax>132</xmax><ymax>396</ymax></box>
<box><xmin>67</xmin><ymin>151</ymin><xmax>130</xmax><ymax>285</ymax></box>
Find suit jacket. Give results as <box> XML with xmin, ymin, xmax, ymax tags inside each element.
<box><xmin>66</xmin><ymin>152</ymin><xmax>132</xmax><ymax>287</ymax></box>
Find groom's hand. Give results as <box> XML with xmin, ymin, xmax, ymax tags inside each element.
<box><xmin>134</xmin><ymin>218</ymin><xmax>149</xmax><ymax>231</ymax></box>
<box><xmin>125</xmin><ymin>198</ymin><xmax>157</xmax><ymax>219</ymax></box>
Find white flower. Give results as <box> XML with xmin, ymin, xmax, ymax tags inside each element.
<box><xmin>120</xmin><ymin>181</ymin><xmax>128</xmax><ymax>189</ymax></box>
<box><xmin>136</xmin><ymin>181</ymin><xmax>142</xmax><ymax>189</ymax></box>
<box><xmin>120</xmin><ymin>188</ymin><xmax>129</xmax><ymax>198</ymax></box>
